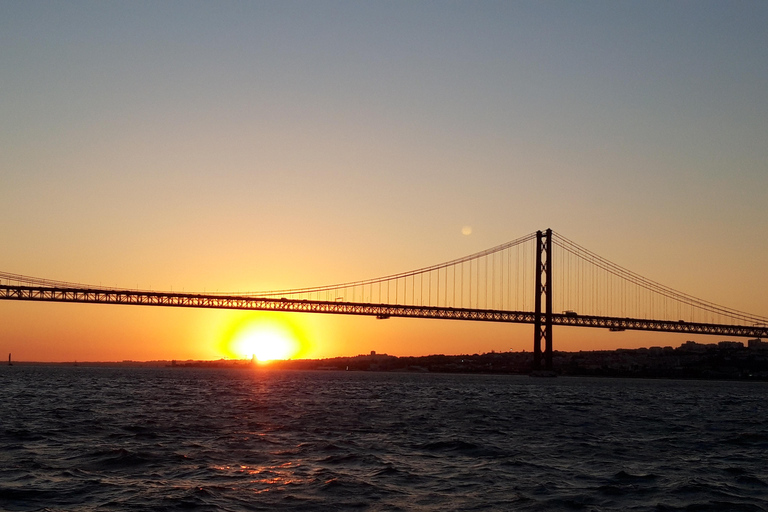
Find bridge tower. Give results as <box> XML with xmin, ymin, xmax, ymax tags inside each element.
<box><xmin>533</xmin><ymin>229</ymin><xmax>553</xmax><ymax>371</ymax></box>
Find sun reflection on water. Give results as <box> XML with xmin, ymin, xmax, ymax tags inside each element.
<box><xmin>212</xmin><ymin>461</ymin><xmax>307</xmax><ymax>494</ymax></box>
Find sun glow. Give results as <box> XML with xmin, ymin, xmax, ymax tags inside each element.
<box><xmin>225</xmin><ymin>317</ymin><xmax>303</xmax><ymax>362</ymax></box>
<box><xmin>238</xmin><ymin>328</ymin><xmax>294</xmax><ymax>362</ymax></box>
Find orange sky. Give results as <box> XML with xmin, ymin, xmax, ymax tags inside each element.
<box><xmin>2</xmin><ymin>2</ymin><xmax>767</xmax><ymax>361</ymax></box>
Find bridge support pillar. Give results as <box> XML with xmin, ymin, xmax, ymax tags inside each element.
<box><xmin>533</xmin><ymin>229</ymin><xmax>553</xmax><ymax>371</ymax></box>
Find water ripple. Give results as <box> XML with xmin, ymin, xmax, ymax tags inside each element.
<box><xmin>1</xmin><ymin>367</ymin><xmax>768</xmax><ymax>510</ymax></box>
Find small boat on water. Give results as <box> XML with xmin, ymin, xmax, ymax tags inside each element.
<box><xmin>8</xmin><ymin>353</ymin><xmax>12</xmax><ymax>366</ymax></box>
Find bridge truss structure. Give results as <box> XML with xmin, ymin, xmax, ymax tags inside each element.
<box><xmin>2</xmin><ymin>229</ymin><xmax>767</xmax><ymax>370</ymax></box>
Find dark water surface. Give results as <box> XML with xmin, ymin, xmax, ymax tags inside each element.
<box><xmin>1</xmin><ymin>366</ymin><xmax>767</xmax><ymax>511</ymax></box>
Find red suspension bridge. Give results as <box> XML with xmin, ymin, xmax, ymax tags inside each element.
<box><xmin>1</xmin><ymin>229</ymin><xmax>766</xmax><ymax>370</ymax></box>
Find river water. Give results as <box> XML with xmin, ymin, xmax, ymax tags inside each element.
<box><xmin>1</xmin><ymin>366</ymin><xmax>767</xmax><ymax>511</ymax></box>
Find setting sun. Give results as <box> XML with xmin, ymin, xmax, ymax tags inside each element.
<box><xmin>237</xmin><ymin>328</ymin><xmax>294</xmax><ymax>361</ymax></box>
<box><xmin>224</xmin><ymin>316</ymin><xmax>303</xmax><ymax>362</ymax></box>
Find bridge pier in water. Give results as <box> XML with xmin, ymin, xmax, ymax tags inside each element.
<box><xmin>533</xmin><ymin>229</ymin><xmax>553</xmax><ymax>371</ymax></box>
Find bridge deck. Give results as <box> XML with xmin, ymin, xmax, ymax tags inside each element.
<box><xmin>2</xmin><ymin>285</ymin><xmax>765</xmax><ymax>339</ymax></box>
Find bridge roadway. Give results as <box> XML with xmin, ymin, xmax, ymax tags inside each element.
<box><xmin>2</xmin><ymin>284</ymin><xmax>766</xmax><ymax>339</ymax></box>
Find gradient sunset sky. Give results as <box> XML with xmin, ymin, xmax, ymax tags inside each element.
<box><xmin>2</xmin><ymin>1</ymin><xmax>767</xmax><ymax>361</ymax></box>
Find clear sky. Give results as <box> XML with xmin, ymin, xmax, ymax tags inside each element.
<box><xmin>2</xmin><ymin>1</ymin><xmax>767</xmax><ymax>361</ymax></box>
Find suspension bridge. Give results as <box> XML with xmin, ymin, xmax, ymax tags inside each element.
<box><xmin>1</xmin><ymin>229</ymin><xmax>766</xmax><ymax>370</ymax></box>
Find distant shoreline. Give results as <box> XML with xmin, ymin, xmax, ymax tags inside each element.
<box><xmin>6</xmin><ymin>339</ymin><xmax>768</xmax><ymax>380</ymax></box>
